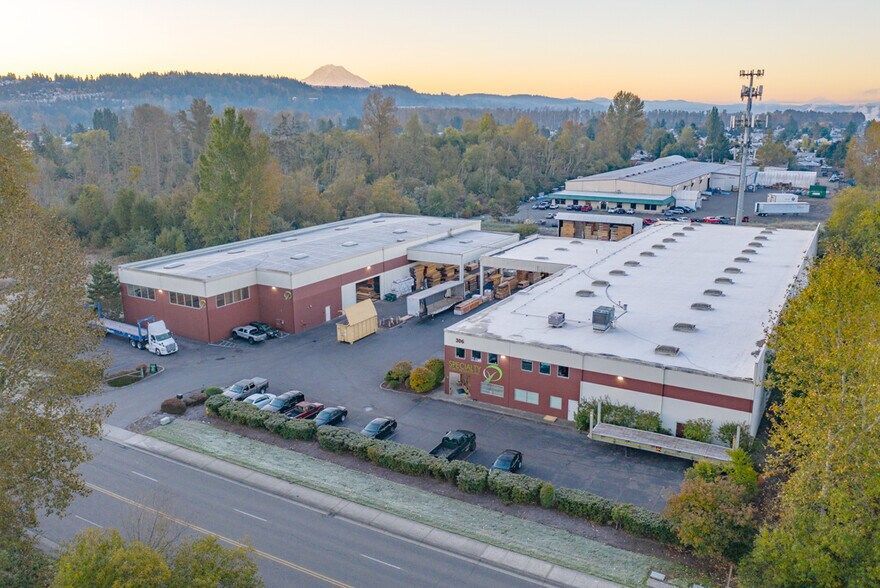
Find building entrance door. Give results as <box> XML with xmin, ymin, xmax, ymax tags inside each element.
<box><xmin>324</xmin><ymin>305</ymin><xmax>331</xmax><ymax>322</ymax></box>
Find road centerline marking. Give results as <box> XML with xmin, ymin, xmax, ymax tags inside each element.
<box><xmin>130</xmin><ymin>470</ymin><xmax>159</xmax><ymax>482</ymax></box>
<box><xmin>233</xmin><ymin>508</ymin><xmax>268</xmax><ymax>522</ymax></box>
<box><xmin>74</xmin><ymin>514</ymin><xmax>104</xmax><ymax>528</ymax></box>
<box><xmin>85</xmin><ymin>482</ymin><xmax>350</xmax><ymax>588</ymax></box>
<box><xmin>360</xmin><ymin>553</ymin><xmax>402</xmax><ymax>570</ymax></box>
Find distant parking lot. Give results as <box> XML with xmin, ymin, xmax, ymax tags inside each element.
<box><xmin>93</xmin><ymin>297</ymin><xmax>686</xmax><ymax>511</ymax></box>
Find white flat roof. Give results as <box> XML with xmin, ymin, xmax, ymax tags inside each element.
<box><xmin>120</xmin><ymin>214</ymin><xmax>476</xmax><ymax>281</ymax></box>
<box><xmin>482</xmin><ymin>235</ymin><xmax>619</xmax><ymax>268</ymax></box>
<box><xmin>449</xmin><ymin>223</ymin><xmax>818</xmax><ymax>380</ymax></box>
<box><xmin>569</xmin><ymin>156</ymin><xmax>724</xmax><ymax>187</ymax></box>
<box><xmin>406</xmin><ymin>230</ymin><xmax>518</xmax><ymax>263</ymax></box>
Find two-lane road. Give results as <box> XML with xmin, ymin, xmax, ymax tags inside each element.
<box><xmin>39</xmin><ymin>438</ymin><xmax>547</xmax><ymax>588</ymax></box>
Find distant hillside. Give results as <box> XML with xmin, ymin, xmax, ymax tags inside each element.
<box><xmin>0</xmin><ymin>71</ymin><xmax>873</xmax><ymax>131</ymax></box>
<box><xmin>303</xmin><ymin>65</ymin><xmax>370</xmax><ymax>88</ymax></box>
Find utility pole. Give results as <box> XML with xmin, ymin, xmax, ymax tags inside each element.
<box><xmin>734</xmin><ymin>69</ymin><xmax>764</xmax><ymax>226</ymax></box>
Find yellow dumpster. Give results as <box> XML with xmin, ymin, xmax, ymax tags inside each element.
<box><xmin>336</xmin><ymin>299</ymin><xmax>378</xmax><ymax>344</ymax></box>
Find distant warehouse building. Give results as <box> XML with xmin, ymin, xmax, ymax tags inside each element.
<box><xmin>551</xmin><ymin>156</ymin><xmax>725</xmax><ymax>213</ymax></box>
<box><xmin>444</xmin><ymin>222</ymin><xmax>818</xmax><ymax>437</ymax></box>
<box><xmin>118</xmin><ymin>214</ymin><xmax>515</xmax><ymax>342</ymax></box>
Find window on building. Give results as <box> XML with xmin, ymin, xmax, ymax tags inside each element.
<box><xmin>629</xmin><ymin>202</ymin><xmax>637</xmax><ymax>209</ymax></box>
<box><xmin>539</xmin><ymin>362</ymin><xmax>551</xmax><ymax>375</ymax></box>
<box><xmin>488</xmin><ymin>353</ymin><xmax>498</xmax><ymax>365</ymax></box>
<box><xmin>455</xmin><ymin>347</ymin><xmax>465</xmax><ymax>359</ymax></box>
<box><xmin>471</xmin><ymin>350</ymin><xmax>482</xmax><ymax>361</ymax></box>
<box><xmin>645</xmin><ymin>204</ymin><xmax>657</xmax><ymax>211</ymax></box>
<box><xmin>521</xmin><ymin>359</ymin><xmax>533</xmax><ymax>372</ymax></box>
<box><xmin>216</xmin><ymin>287</ymin><xmax>250</xmax><ymax>308</ymax></box>
<box><xmin>126</xmin><ymin>284</ymin><xmax>155</xmax><ymax>300</ymax></box>
<box><xmin>169</xmin><ymin>291</ymin><xmax>201</xmax><ymax>308</ymax></box>
<box><xmin>514</xmin><ymin>389</ymin><xmax>540</xmax><ymax>405</ymax></box>
<box><xmin>557</xmin><ymin>365</ymin><xmax>569</xmax><ymax>378</ymax></box>
<box><xmin>549</xmin><ymin>396</ymin><xmax>562</xmax><ymax>410</ymax></box>
<box><xmin>480</xmin><ymin>381</ymin><xmax>504</xmax><ymax>398</ymax></box>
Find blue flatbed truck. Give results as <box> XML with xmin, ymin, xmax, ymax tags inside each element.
<box><xmin>96</xmin><ymin>307</ymin><xmax>178</xmax><ymax>355</ymax></box>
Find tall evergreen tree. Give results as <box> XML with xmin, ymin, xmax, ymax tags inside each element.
<box><xmin>701</xmin><ymin>107</ymin><xmax>730</xmax><ymax>162</ymax></box>
<box><xmin>87</xmin><ymin>260</ymin><xmax>122</xmax><ymax>318</ymax></box>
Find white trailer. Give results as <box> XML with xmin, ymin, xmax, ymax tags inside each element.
<box><xmin>754</xmin><ymin>201</ymin><xmax>810</xmax><ymax>216</ymax></box>
<box><xmin>767</xmin><ymin>192</ymin><xmax>799</xmax><ymax>203</ymax></box>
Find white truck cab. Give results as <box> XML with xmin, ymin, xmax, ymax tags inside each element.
<box><xmin>146</xmin><ymin>321</ymin><xmax>178</xmax><ymax>355</ymax></box>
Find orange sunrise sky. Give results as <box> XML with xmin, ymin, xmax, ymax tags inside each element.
<box><xmin>5</xmin><ymin>0</ymin><xmax>879</xmax><ymax>104</ymax></box>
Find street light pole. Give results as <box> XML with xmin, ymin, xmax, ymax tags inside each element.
<box><xmin>735</xmin><ymin>69</ymin><xmax>764</xmax><ymax>226</ymax></box>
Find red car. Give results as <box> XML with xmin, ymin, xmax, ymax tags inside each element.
<box><xmin>701</xmin><ymin>216</ymin><xmax>723</xmax><ymax>224</ymax></box>
<box><xmin>579</xmin><ymin>204</ymin><xmax>593</xmax><ymax>212</ymax></box>
<box><xmin>290</xmin><ymin>401</ymin><xmax>324</xmax><ymax>419</ymax></box>
<box><xmin>643</xmin><ymin>218</ymin><xmax>657</xmax><ymax>226</ymax></box>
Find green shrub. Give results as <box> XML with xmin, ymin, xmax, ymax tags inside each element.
<box><xmin>317</xmin><ymin>426</ymin><xmax>358</xmax><ymax>451</ymax></box>
<box><xmin>456</xmin><ymin>462</ymin><xmax>489</xmax><ymax>493</ymax></box>
<box><xmin>717</xmin><ymin>421</ymin><xmax>755</xmax><ymax>453</ymax></box>
<box><xmin>428</xmin><ymin>457</ymin><xmax>460</xmax><ymax>482</ymax></box>
<box><xmin>407</xmin><ymin>366</ymin><xmax>435</xmax><ymax>393</ymax></box>
<box><xmin>183</xmin><ymin>391</ymin><xmax>207</xmax><ymax>407</ymax></box>
<box><xmin>573</xmin><ymin>397</ymin><xmax>666</xmax><ymax>434</ymax></box>
<box><xmin>384</xmin><ymin>361</ymin><xmax>413</xmax><ymax>387</ymax></box>
<box><xmin>205</xmin><ymin>394</ymin><xmax>230</xmax><ymax>415</ymax></box>
<box><xmin>278</xmin><ymin>419</ymin><xmax>317</xmax><ymax>441</ymax></box>
<box><xmin>686</xmin><ymin>460</ymin><xmax>723</xmax><ymax>482</ymax></box>
<box><xmin>203</xmin><ymin>386</ymin><xmax>224</xmax><ymax>397</ymax></box>
<box><xmin>217</xmin><ymin>401</ymin><xmax>267</xmax><ymax>428</ymax></box>
<box><xmin>610</xmin><ymin>503</ymin><xmax>676</xmax><ymax>543</ymax></box>
<box><xmin>539</xmin><ymin>483</ymin><xmax>556</xmax><ymax>508</ymax></box>
<box><xmin>160</xmin><ymin>397</ymin><xmax>187</xmax><ymax>415</ymax></box>
<box><xmin>488</xmin><ymin>471</ymin><xmax>544</xmax><ymax>504</ymax></box>
<box><xmin>554</xmin><ymin>487</ymin><xmax>615</xmax><ymax>524</ymax></box>
<box><xmin>423</xmin><ymin>358</ymin><xmax>445</xmax><ymax>387</ymax></box>
<box><xmin>725</xmin><ymin>448</ymin><xmax>759</xmax><ymax>497</ymax></box>
<box><xmin>263</xmin><ymin>414</ymin><xmax>289</xmax><ymax>435</ymax></box>
<box><xmin>374</xmin><ymin>442</ymin><xmax>434</xmax><ymax>476</ymax></box>
<box><xmin>682</xmin><ymin>418</ymin><xmax>713</xmax><ymax>443</ymax></box>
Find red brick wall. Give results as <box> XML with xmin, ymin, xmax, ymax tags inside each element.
<box><xmin>204</xmin><ymin>290</ymin><xmax>261</xmax><ymax>342</ymax></box>
<box><xmin>121</xmin><ymin>287</ymin><xmax>210</xmax><ymax>342</ymax></box>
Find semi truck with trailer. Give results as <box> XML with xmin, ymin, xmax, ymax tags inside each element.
<box><xmin>96</xmin><ymin>306</ymin><xmax>178</xmax><ymax>355</ymax></box>
<box><xmin>754</xmin><ymin>201</ymin><xmax>810</xmax><ymax>216</ymax></box>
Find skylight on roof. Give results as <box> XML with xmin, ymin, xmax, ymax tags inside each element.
<box><xmin>291</xmin><ymin>253</ymin><xmax>308</xmax><ymax>260</ymax></box>
<box><xmin>280</xmin><ymin>237</ymin><xmax>298</xmax><ymax>242</ymax></box>
<box><xmin>227</xmin><ymin>249</ymin><xmax>246</xmax><ymax>254</ymax></box>
<box><xmin>163</xmin><ymin>262</ymin><xmax>184</xmax><ymax>269</ymax></box>
<box><xmin>393</xmin><ymin>229</ymin><xmax>408</xmax><ymax>234</ymax></box>
<box><xmin>341</xmin><ymin>241</ymin><xmax>358</xmax><ymax>247</ymax></box>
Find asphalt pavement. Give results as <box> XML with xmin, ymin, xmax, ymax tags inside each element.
<box><xmin>90</xmin><ymin>301</ymin><xmax>686</xmax><ymax>512</ymax></box>
<box><xmin>38</xmin><ymin>436</ymin><xmax>547</xmax><ymax>588</ymax></box>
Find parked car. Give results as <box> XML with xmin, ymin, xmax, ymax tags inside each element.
<box><xmin>545</xmin><ymin>212</ymin><xmax>555</xmax><ymax>219</ymax></box>
<box><xmin>491</xmin><ymin>449</ymin><xmax>523</xmax><ymax>473</ymax></box>
<box><xmin>677</xmin><ymin>205</ymin><xmax>695</xmax><ymax>213</ymax></box>
<box><xmin>531</xmin><ymin>203</ymin><xmax>539</xmax><ymax>209</ymax></box>
<box><xmin>700</xmin><ymin>216</ymin><xmax>723</xmax><ymax>224</ymax></box>
<box><xmin>222</xmin><ymin>377</ymin><xmax>269</xmax><ymax>400</ymax></box>
<box><xmin>314</xmin><ymin>406</ymin><xmax>348</xmax><ymax>426</ymax></box>
<box><xmin>249</xmin><ymin>321</ymin><xmax>281</xmax><ymax>338</ymax></box>
<box><xmin>260</xmin><ymin>390</ymin><xmax>305</xmax><ymax>413</ymax></box>
<box><xmin>243</xmin><ymin>393</ymin><xmax>275</xmax><ymax>409</ymax></box>
<box><xmin>430</xmin><ymin>430</ymin><xmax>476</xmax><ymax>461</ymax></box>
<box><xmin>360</xmin><ymin>417</ymin><xmax>397</xmax><ymax>439</ymax></box>
<box><xmin>230</xmin><ymin>325</ymin><xmax>267</xmax><ymax>344</ymax></box>
<box><xmin>666</xmin><ymin>207</ymin><xmax>686</xmax><ymax>215</ymax></box>
<box><xmin>548</xmin><ymin>202</ymin><xmax>559</xmax><ymax>209</ymax></box>
<box><xmin>579</xmin><ymin>204</ymin><xmax>593</xmax><ymax>212</ymax></box>
<box><xmin>642</xmin><ymin>218</ymin><xmax>657</xmax><ymax>226</ymax></box>
<box><xmin>537</xmin><ymin>202</ymin><xmax>549</xmax><ymax>210</ymax></box>
<box><xmin>289</xmin><ymin>401</ymin><xmax>324</xmax><ymax>420</ymax></box>
<box><xmin>609</xmin><ymin>207</ymin><xmax>628</xmax><ymax>215</ymax></box>
<box><xmin>565</xmin><ymin>204</ymin><xmax>575</xmax><ymax>210</ymax></box>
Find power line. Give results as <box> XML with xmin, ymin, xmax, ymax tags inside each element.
<box><xmin>734</xmin><ymin>69</ymin><xmax>764</xmax><ymax>226</ymax></box>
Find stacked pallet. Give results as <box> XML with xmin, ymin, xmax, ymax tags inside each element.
<box><xmin>464</xmin><ymin>273</ymin><xmax>479</xmax><ymax>292</ymax></box>
<box><xmin>356</xmin><ymin>285</ymin><xmax>379</xmax><ymax>301</ymax></box>
<box><xmin>454</xmin><ymin>295</ymin><xmax>486</xmax><ymax>315</ymax></box>
<box><xmin>559</xmin><ymin>221</ymin><xmax>576</xmax><ymax>238</ymax></box>
<box><xmin>494</xmin><ymin>281</ymin><xmax>512</xmax><ymax>299</ymax></box>
<box><xmin>464</xmin><ymin>261</ymin><xmax>479</xmax><ymax>273</ymax></box>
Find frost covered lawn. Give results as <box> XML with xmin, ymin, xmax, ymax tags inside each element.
<box><xmin>149</xmin><ymin>420</ymin><xmax>707</xmax><ymax>587</ymax></box>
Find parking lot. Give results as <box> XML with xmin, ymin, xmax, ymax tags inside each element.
<box><xmin>94</xmin><ymin>297</ymin><xmax>686</xmax><ymax>512</ymax></box>
<box><xmin>509</xmin><ymin>180</ymin><xmax>837</xmax><ymax>231</ymax></box>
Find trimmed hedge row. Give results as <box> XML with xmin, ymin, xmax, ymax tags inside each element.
<box><xmin>203</xmin><ymin>398</ymin><xmax>676</xmax><ymax>546</ymax></box>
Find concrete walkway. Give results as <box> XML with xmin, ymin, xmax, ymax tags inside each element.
<box><xmin>103</xmin><ymin>424</ymin><xmax>619</xmax><ymax>588</ymax></box>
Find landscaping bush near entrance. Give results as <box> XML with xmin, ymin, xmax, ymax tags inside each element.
<box><xmin>384</xmin><ymin>361</ymin><xmax>412</xmax><ymax>388</ymax></box>
<box><xmin>203</xmin><ymin>386</ymin><xmax>224</xmax><ymax>397</ymax></box>
<box><xmin>489</xmin><ymin>471</ymin><xmax>546</xmax><ymax>505</ymax></box>
<box><xmin>407</xmin><ymin>366</ymin><xmax>435</xmax><ymax>393</ymax></box>
<box><xmin>456</xmin><ymin>462</ymin><xmax>489</xmax><ymax>493</ymax></box>
<box><xmin>574</xmin><ymin>397</ymin><xmax>667</xmax><ymax>434</ymax></box>
<box><xmin>205</xmin><ymin>394</ymin><xmax>230</xmax><ymax>415</ymax></box>
<box><xmin>160</xmin><ymin>397</ymin><xmax>187</xmax><ymax>415</ymax></box>
<box><xmin>423</xmin><ymin>357</ymin><xmax>445</xmax><ymax>387</ymax></box>
<box><xmin>682</xmin><ymin>418</ymin><xmax>713</xmax><ymax>443</ymax></box>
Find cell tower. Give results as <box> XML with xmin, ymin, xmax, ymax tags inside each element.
<box><xmin>734</xmin><ymin>69</ymin><xmax>764</xmax><ymax>226</ymax></box>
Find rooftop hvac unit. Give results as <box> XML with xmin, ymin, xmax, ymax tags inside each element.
<box><xmin>673</xmin><ymin>322</ymin><xmax>697</xmax><ymax>332</ymax></box>
<box><xmin>592</xmin><ymin>306</ymin><xmax>615</xmax><ymax>332</ymax></box>
<box><xmin>715</xmin><ymin>277</ymin><xmax>734</xmax><ymax>284</ymax></box>
<box><xmin>654</xmin><ymin>345</ymin><xmax>680</xmax><ymax>357</ymax></box>
<box><xmin>548</xmin><ymin>312</ymin><xmax>566</xmax><ymax>328</ymax></box>
<box><xmin>703</xmin><ymin>289</ymin><xmax>724</xmax><ymax>297</ymax></box>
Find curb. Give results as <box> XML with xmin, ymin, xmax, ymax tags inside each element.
<box><xmin>103</xmin><ymin>424</ymin><xmax>619</xmax><ymax>588</ymax></box>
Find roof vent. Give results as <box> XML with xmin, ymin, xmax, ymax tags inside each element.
<box><xmin>548</xmin><ymin>312</ymin><xmax>566</xmax><ymax>328</ymax></box>
<box><xmin>393</xmin><ymin>229</ymin><xmax>408</xmax><ymax>235</ymax></box>
<box><xmin>576</xmin><ymin>289</ymin><xmax>595</xmax><ymax>297</ymax></box>
<box><xmin>458</xmin><ymin>239</ymin><xmax>473</xmax><ymax>244</ymax></box>
<box><xmin>554</xmin><ymin>247</ymin><xmax>569</xmax><ymax>251</ymax></box>
<box><xmin>734</xmin><ymin>256</ymin><xmax>751</xmax><ymax>263</ymax></box>
<box><xmin>609</xmin><ymin>269</ymin><xmax>627</xmax><ymax>276</ymax></box>
<box><xmin>640</xmin><ymin>251</ymin><xmax>656</xmax><ymax>257</ymax></box>
<box><xmin>754</xmin><ymin>235</ymin><xmax>769</xmax><ymax>241</ymax></box>
<box><xmin>371</xmin><ymin>219</ymin><xmax>386</xmax><ymax>223</ymax></box>
<box><xmin>655</xmin><ymin>345</ymin><xmax>680</xmax><ymax>356</ymax></box>
<box><xmin>742</xmin><ymin>248</ymin><xmax>757</xmax><ymax>254</ymax></box>
<box><xmin>672</xmin><ymin>232</ymin><xmax>685</xmax><ymax>237</ymax></box>
<box><xmin>334</xmin><ymin>226</ymin><xmax>349</xmax><ymax>231</ymax></box>
<box><xmin>724</xmin><ymin>267</ymin><xmax>742</xmax><ymax>274</ymax></box>
<box><xmin>592</xmin><ymin>306</ymin><xmax>615</xmax><ymax>332</ymax></box>
<box><xmin>592</xmin><ymin>279</ymin><xmax>609</xmax><ymax>287</ymax></box>
<box><xmin>761</xmin><ymin>229</ymin><xmax>774</xmax><ymax>234</ymax></box>
<box><xmin>704</xmin><ymin>288</ymin><xmax>724</xmax><ymax>297</ymax></box>
<box><xmin>535</xmin><ymin>255</ymin><xmax>549</xmax><ymax>260</ymax></box>
<box><xmin>624</xmin><ymin>260</ymin><xmax>640</xmax><ymax>267</ymax></box>
<box><xmin>691</xmin><ymin>302</ymin><xmax>713</xmax><ymax>311</ymax></box>
<box><xmin>280</xmin><ymin>237</ymin><xmax>298</xmax><ymax>242</ymax></box>
<box><xmin>662</xmin><ymin>237</ymin><xmax>677</xmax><ymax>243</ymax></box>
<box><xmin>227</xmin><ymin>249</ymin><xmax>246</xmax><ymax>255</ymax></box>
<box><xmin>163</xmin><ymin>262</ymin><xmax>184</xmax><ymax>269</ymax></box>
<box><xmin>341</xmin><ymin>241</ymin><xmax>358</xmax><ymax>247</ymax></box>
<box><xmin>748</xmin><ymin>241</ymin><xmax>764</xmax><ymax>247</ymax></box>
<box><xmin>715</xmin><ymin>276</ymin><xmax>734</xmax><ymax>284</ymax></box>
<box><xmin>291</xmin><ymin>253</ymin><xmax>309</xmax><ymax>260</ymax></box>
<box><xmin>673</xmin><ymin>322</ymin><xmax>697</xmax><ymax>332</ymax></box>
<box><xmin>683</xmin><ymin>226</ymin><xmax>695</xmax><ymax>231</ymax></box>
<box><xmin>396</xmin><ymin>238</ymin><xmax>406</xmax><ymax>242</ymax></box>
<box><xmin>570</xmin><ymin>240</ymin><xmax>583</xmax><ymax>245</ymax></box>
<box><xmin>428</xmin><ymin>221</ymin><xmax>441</xmax><ymax>226</ymax></box>
<box><xmin>652</xmin><ymin>244</ymin><xmax>666</xmax><ymax>250</ymax></box>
